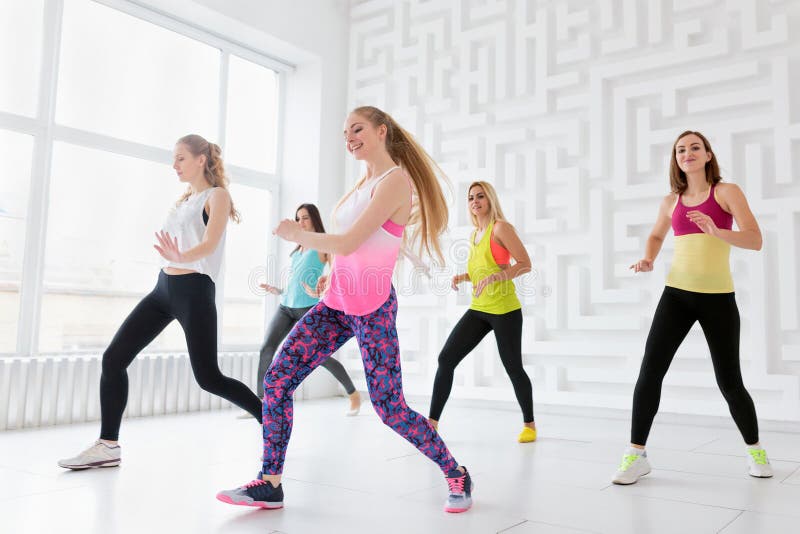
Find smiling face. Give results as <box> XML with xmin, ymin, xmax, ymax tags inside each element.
<box><xmin>295</xmin><ymin>207</ymin><xmax>314</xmax><ymax>231</ymax></box>
<box><xmin>343</xmin><ymin>112</ymin><xmax>387</xmax><ymax>161</ymax></box>
<box><xmin>674</xmin><ymin>133</ymin><xmax>712</xmax><ymax>175</ymax></box>
<box><xmin>468</xmin><ymin>185</ymin><xmax>489</xmax><ymax>218</ymax></box>
<box><xmin>173</xmin><ymin>143</ymin><xmax>205</xmax><ymax>183</ymax></box>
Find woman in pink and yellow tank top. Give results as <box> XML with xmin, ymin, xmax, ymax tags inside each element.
<box><xmin>612</xmin><ymin>131</ymin><xmax>773</xmax><ymax>486</ymax></box>
<box><xmin>217</xmin><ymin>106</ymin><xmax>474</xmax><ymax>513</ymax></box>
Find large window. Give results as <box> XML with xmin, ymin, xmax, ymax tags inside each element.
<box><xmin>225</xmin><ymin>56</ymin><xmax>279</xmax><ymax>173</ymax></box>
<box><xmin>222</xmin><ymin>184</ymin><xmax>273</xmax><ymax>349</ymax></box>
<box><xmin>39</xmin><ymin>143</ymin><xmax>188</xmax><ymax>352</ymax></box>
<box><xmin>0</xmin><ymin>1</ymin><xmax>44</xmax><ymax>117</ymax></box>
<box><xmin>1</xmin><ymin>0</ymin><xmax>284</xmax><ymax>356</ymax></box>
<box><xmin>56</xmin><ymin>0</ymin><xmax>220</xmax><ymax>147</ymax></box>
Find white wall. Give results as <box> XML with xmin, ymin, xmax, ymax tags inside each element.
<box><xmin>344</xmin><ymin>0</ymin><xmax>800</xmax><ymax>422</ymax></box>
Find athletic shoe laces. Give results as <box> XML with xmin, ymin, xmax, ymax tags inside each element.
<box><xmin>244</xmin><ymin>479</ymin><xmax>268</xmax><ymax>489</ymax></box>
<box><xmin>447</xmin><ymin>475</ymin><xmax>466</xmax><ymax>495</ymax></box>
<box><xmin>748</xmin><ymin>449</ymin><xmax>768</xmax><ymax>465</ymax></box>
<box><xmin>618</xmin><ymin>454</ymin><xmax>639</xmax><ymax>471</ymax></box>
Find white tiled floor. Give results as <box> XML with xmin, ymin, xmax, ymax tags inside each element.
<box><xmin>1</xmin><ymin>399</ymin><xmax>799</xmax><ymax>534</ymax></box>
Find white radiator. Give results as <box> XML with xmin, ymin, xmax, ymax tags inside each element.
<box><xmin>0</xmin><ymin>352</ymin><xmax>259</xmax><ymax>431</ymax></box>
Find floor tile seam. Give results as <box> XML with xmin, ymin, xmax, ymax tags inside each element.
<box><xmin>779</xmin><ymin>464</ymin><xmax>800</xmax><ymax>484</ymax></box>
<box><xmin>653</xmin><ymin>466</ymin><xmax>787</xmax><ymax>481</ymax></box>
<box><xmin>689</xmin><ymin>438</ymin><xmax>721</xmax><ymax>452</ymax></box>
<box><xmin>599</xmin><ymin>488</ymin><xmax>748</xmax><ymax>513</ymax></box>
<box><xmin>496</xmin><ymin>519</ymin><xmax>530</xmax><ymax>533</ymax></box>
<box><xmin>715</xmin><ymin>510</ymin><xmax>744</xmax><ymax>533</ymax></box>
<box><xmin>501</xmin><ymin>518</ymin><xmax>600</xmax><ymax>534</ymax></box>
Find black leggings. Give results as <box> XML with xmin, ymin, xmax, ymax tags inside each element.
<box><xmin>256</xmin><ymin>304</ymin><xmax>356</xmax><ymax>398</ymax></box>
<box><xmin>631</xmin><ymin>286</ymin><xmax>759</xmax><ymax>445</ymax></box>
<box><xmin>99</xmin><ymin>271</ymin><xmax>262</xmax><ymax>440</ymax></box>
<box><xmin>429</xmin><ymin>308</ymin><xmax>534</xmax><ymax>422</ymax></box>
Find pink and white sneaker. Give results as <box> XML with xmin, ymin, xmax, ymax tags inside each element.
<box><xmin>216</xmin><ymin>473</ymin><xmax>284</xmax><ymax>509</ymax></box>
<box><xmin>444</xmin><ymin>467</ymin><xmax>474</xmax><ymax>513</ymax></box>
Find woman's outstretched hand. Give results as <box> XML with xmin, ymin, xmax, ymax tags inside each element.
<box><xmin>473</xmin><ymin>274</ymin><xmax>497</xmax><ymax>297</ymax></box>
<box><xmin>273</xmin><ymin>219</ymin><xmax>301</xmax><ymax>242</ymax></box>
<box><xmin>629</xmin><ymin>259</ymin><xmax>654</xmax><ymax>273</ymax></box>
<box><xmin>259</xmin><ymin>283</ymin><xmax>281</xmax><ymax>296</ymax></box>
<box><xmin>302</xmin><ymin>274</ymin><xmax>329</xmax><ymax>298</ymax></box>
<box><xmin>154</xmin><ymin>231</ymin><xmax>183</xmax><ymax>263</ymax></box>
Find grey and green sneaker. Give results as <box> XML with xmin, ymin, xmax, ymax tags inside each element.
<box><xmin>746</xmin><ymin>447</ymin><xmax>773</xmax><ymax>478</ymax></box>
<box><xmin>611</xmin><ymin>448</ymin><xmax>651</xmax><ymax>485</ymax></box>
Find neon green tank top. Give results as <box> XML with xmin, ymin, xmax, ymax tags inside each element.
<box><xmin>467</xmin><ymin>220</ymin><xmax>522</xmax><ymax>314</ymax></box>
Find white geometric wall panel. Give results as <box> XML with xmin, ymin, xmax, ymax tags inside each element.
<box><xmin>343</xmin><ymin>0</ymin><xmax>800</xmax><ymax>422</ymax></box>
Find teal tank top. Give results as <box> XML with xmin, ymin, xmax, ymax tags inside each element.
<box><xmin>281</xmin><ymin>248</ymin><xmax>325</xmax><ymax>309</ymax></box>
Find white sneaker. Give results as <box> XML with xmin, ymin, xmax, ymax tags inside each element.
<box><xmin>346</xmin><ymin>392</ymin><xmax>361</xmax><ymax>417</ymax></box>
<box><xmin>611</xmin><ymin>448</ymin><xmax>651</xmax><ymax>485</ymax></box>
<box><xmin>747</xmin><ymin>447</ymin><xmax>773</xmax><ymax>478</ymax></box>
<box><xmin>58</xmin><ymin>440</ymin><xmax>121</xmax><ymax>470</ymax></box>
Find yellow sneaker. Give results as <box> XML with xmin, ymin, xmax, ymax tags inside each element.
<box><xmin>518</xmin><ymin>427</ymin><xmax>537</xmax><ymax>443</ymax></box>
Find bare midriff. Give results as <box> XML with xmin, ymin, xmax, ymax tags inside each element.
<box><xmin>162</xmin><ymin>267</ymin><xmax>198</xmax><ymax>276</ymax></box>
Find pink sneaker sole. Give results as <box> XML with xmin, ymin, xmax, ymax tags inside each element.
<box><xmin>215</xmin><ymin>493</ymin><xmax>283</xmax><ymax>509</ymax></box>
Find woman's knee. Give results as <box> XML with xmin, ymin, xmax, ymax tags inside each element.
<box><xmin>194</xmin><ymin>367</ymin><xmax>225</xmax><ymax>393</ymax></box>
<box><xmin>101</xmin><ymin>348</ymin><xmax>127</xmax><ymax>377</ymax></box>
<box><xmin>437</xmin><ymin>349</ymin><xmax>459</xmax><ymax>370</ymax></box>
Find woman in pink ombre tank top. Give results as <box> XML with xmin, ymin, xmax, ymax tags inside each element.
<box><xmin>322</xmin><ymin>165</ymin><xmax>407</xmax><ymax>315</ymax></box>
<box><xmin>217</xmin><ymin>106</ymin><xmax>476</xmax><ymax>514</ymax></box>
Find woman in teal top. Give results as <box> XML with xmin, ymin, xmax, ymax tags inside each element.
<box><xmin>256</xmin><ymin>204</ymin><xmax>361</xmax><ymax>415</ymax></box>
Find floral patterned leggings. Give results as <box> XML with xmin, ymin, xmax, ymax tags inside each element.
<box><xmin>261</xmin><ymin>288</ymin><xmax>459</xmax><ymax>475</ymax></box>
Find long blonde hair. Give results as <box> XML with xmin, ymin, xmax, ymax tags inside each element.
<box><xmin>176</xmin><ymin>134</ymin><xmax>240</xmax><ymax>223</ymax></box>
<box><xmin>336</xmin><ymin>106</ymin><xmax>450</xmax><ymax>263</ymax></box>
<box><xmin>467</xmin><ymin>181</ymin><xmax>506</xmax><ymax>228</ymax></box>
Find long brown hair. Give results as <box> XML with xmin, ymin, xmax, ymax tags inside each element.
<box><xmin>176</xmin><ymin>134</ymin><xmax>240</xmax><ymax>223</ymax></box>
<box><xmin>669</xmin><ymin>130</ymin><xmax>722</xmax><ymax>194</ymax></box>
<box><xmin>292</xmin><ymin>203</ymin><xmax>325</xmax><ymax>255</ymax></box>
<box><xmin>467</xmin><ymin>181</ymin><xmax>506</xmax><ymax>228</ymax></box>
<box><xmin>336</xmin><ymin>106</ymin><xmax>450</xmax><ymax>264</ymax></box>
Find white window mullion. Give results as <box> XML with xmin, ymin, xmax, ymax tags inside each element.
<box><xmin>52</xmin><ymin>125</ymin><xmax>173</xmax><ymax>163</ymax></box>
<box><xmin>0</xmin><ymin>111</ymin><xmax>44</xmax><ymax>137</ymax></box>
<box><xmin>215</xmin><ymin>50</ymin><xmax>230</xmax><ymax>349</ymax></box>
<box><xmin>17</xmin><ymin>0</ymin><xmax>65</xmax><ymax>356</ymax></box>
<box><xmin>217</xmin><ymin>51</ymin><xmax>229</xmax><ymax>149</ymax></box>
<box><xmin>264</xmin><ymin>72</ymin><xmax>286</xmax><ymax>331</ymax></box>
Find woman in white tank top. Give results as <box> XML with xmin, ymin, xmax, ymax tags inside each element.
<box><xmin>57</xmin><ymin>134</ymin><xmax>262</xmax><ymax>471</ymax></box>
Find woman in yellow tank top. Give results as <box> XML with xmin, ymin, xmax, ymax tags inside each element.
<box><xmin>428</xmin><ymin>181</ymin><xmax>537</xmax><ymax>443</ymax></box>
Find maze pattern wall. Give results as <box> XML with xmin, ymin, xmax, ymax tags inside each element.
<box><xmin>343</xmin><ymin>0</ymin><xmax>800</xmax><ymax>422</ymax></box>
